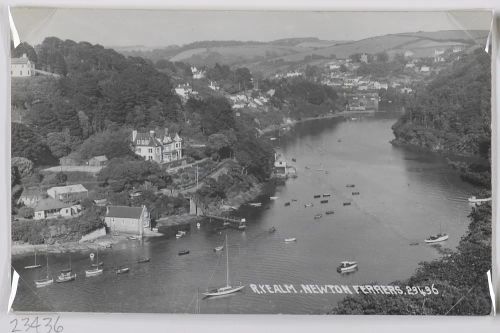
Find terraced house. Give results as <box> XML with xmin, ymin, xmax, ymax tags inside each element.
<box><xmin>131</xmin><ymin>129</ymin><xmax>183</xmax><ymax>164</ymax></box>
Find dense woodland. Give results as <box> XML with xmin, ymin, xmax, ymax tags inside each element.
<box><xmin>392</xmin><ymin>49</ymin><xmax>491</xmax><ymax>159</ymax></box>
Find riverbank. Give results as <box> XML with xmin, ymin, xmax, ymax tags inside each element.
<box><xmin>259</xmin><ymin>110</ymin><xmax>376</xmax><ymax>135</ymax></box>
<box><xmin>11</xmin><ymin>230</ymin><xmax>164</xmax><ymax>257</ymax></box>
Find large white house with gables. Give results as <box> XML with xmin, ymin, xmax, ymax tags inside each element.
<box><xmin>132</xmin><ymin>129</ymin><xmax>182</xmax><ymax>163</ymax></box>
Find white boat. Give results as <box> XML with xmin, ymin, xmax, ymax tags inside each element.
<box><xmin>56</xmin><ymin>269</ymin><xmax>76</xmax><ymax>283</ymax></box>
<box><xmin>214</xmin><ymin>245</ymin><xmax>224</xmax><ymax>252</ymax></box>
<box><xmin>304</xmin><ymin>203</ymin><xmax>313</xmax><ymax>208</ymax></box>
<box><xmin>85</xmin><ymin>267</ymin><xmax>103</xmax><ymax>277</ymax></box>
<box><xmin>24</xmin><ymin>250</ymin><xmax>42</xmax><ymax>270</ymax></box>
<box><xmin>337</xmin><ymin>261</ymin><xmax>358</xmax><ymax>273</ymax></box>
<box><xmin>35</xmin><ymin>278</ymin><xmax>54</xmax><ymax>288</ymax></box>
<box><xmin>35</xmin><ymin>251</ymin><xmax>53</xmax><ymax>288</ymax></box>
<box><xmin>115</xmin><ymin>266</ymin><xmax>130</xmax><ymax>274</ymax></box>
<box><xmin>269</xmin><ymin>137</ymin><xmax>277</xmax><ymax>141</ymax></box>
<box><xmin>284</xmin><ymin>238</ymin><xmax>297</xmax><ymax>242</ymax></box>
<box><xmin>269</xmin><ymin>196</ymin><xmax>279</xmax><ymax>200</ymax></box>
<box><xmin>176</xmin><ymin>231</ymin><xmax>187</xmax><ymax>239</ymax></box>
<box><xmin>424</xmin><ymin>233</ymin><xmax>449</xmax><ymax>243</ymax></box>
<box><xmin>128</xmin><ymin>236</ymin><xmax>139</xmax><ymax>240</ymax></box>
<box><xmin>249</xmin><ymin>203</ymin><xmax>262</xmax><ymax>207</ymax></box>
<box><xmin>56</xmin><ymin>256</ymin><xmax>76</xmax><ymax>283</ymax></box>
<box><xmin>86</xmin><ymin>248</ymin><xmax>104</xmax><ymax>277</ymax></box>
<box><xmin>203</xmin><ymin>234</ymin><xmax>245</xmax><ymax>297</ymax></box>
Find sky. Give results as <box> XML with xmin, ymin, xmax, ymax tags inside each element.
<box><xmin>10</xmin><ymin>8</ymin><xmax>493</xmax><ymax>48</ymax></box>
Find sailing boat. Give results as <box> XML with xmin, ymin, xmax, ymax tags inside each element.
<box><xmin>56</xmin><ymin>255</ymin><xmax>76</xmax><ymax>283</ymax></box>
<box><xmin>203</xmin><ymin>234</ymin><xmax>245</xmax><ymax>297</ymax></box>
<box><xmin>24</xmin><ymin>249</ymin><xmax>42</xmax><ymax>269</ymax></box>
<box><xmin>34</xmin><ymin>250</ymin><xmax>53</xmax><ymax>288</ymax></box>
<box><xmin>85</xmin><ymin>248</ymin><xmax>103</xmax><ymax>277</ymax></box>
<box><xmin>424</xmin><ymin>222</ymin><xmax>449</xmax><ymax>243</ymax></box>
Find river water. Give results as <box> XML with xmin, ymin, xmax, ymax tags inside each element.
<box><xmin>12</xmin><ymin>112</ymin><xmax>475</xmax><ymax>314</ymax></box>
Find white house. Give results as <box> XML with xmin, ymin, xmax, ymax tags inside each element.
<box><xmin>33</xmin><ymin>198</ymin><xmax>81</xmax><ymax>220</ymax></box>
<box><xmin>11</xmin><ymin>54</ymin><xmax>35</xmax><ymax>77</ymax></box>
<box><xmin>132</xmin><ymin>129</ymin><xmax>182</xmax><ymax>164</ymax></box>
<box><xmin>191</xmin><ymin>66</ymin><xmax>205</xmax><ymax>79</ymax></box>
<box><xmin>105</xmin><ymin>205</ymin><xmax>150</xmax><ymax>236</ymax></box>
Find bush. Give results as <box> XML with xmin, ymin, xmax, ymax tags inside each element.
<box><xmin>18</xmin><ymin>206</ymin><xmax>34</xmax><ymax>219</ymax></box>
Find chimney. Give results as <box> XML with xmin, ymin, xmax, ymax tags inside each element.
<box><xmin>132</xmin><ymin>130</ymin><xmax>137</xmax><ymax>142</ymax></box>
<box><xmin>22</xmin><ymin>53</ymin><xmax>27</xmax><ymax>58</ymax></box>
<box><xmin>149</xmin><ymin>130</ymin><xmax>155</xmax><ymax>137</ymax></box>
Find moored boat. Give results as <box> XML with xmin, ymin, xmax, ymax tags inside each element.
<box><xmin>343</xmin><ymin>202</ymin><xmax>351</xmax><ymax>206</ymax></box>
<box><xmin>56</xmin><ymin>269</ymin><xmax>76</xmax><ymax>283</ymax></box>
<box><xmin>137</xmin><ymin>257</ymin><xmax>150</xmax><ymax>263</ymax></box>
<box><xmin>85</xmin><ymin>267</ymin><xmax>103</xmax><ymax>277</ymax></box>
<box><xmin>284</xmin><ymin>238</ymin><xmax>297</xmax><ymax>242</ymax></box>
<box><xmin>313</xmin><ymin>194</ymin><xmax>321</xmax><ymax>199</ymax></box>
<box><xmin>323</xmin><ymin>193</ymin><xmax>331</xmax><ymax>197</ymax></box>
<box><xmin>284</xmin><ymin>202</ymin><xmax>290</xmax><ymax>206</ymax></box>
<box><xmin>320</xmin><ymin>200</ymin><xmax>328</xmax><ymax>204</ymax></box>
<box><xmin>352</xmin><ymin>192</ymin><xmax>360</xmax><ymax>195</ymax></box>
<box><xmin>424</xmin><ymin>233</ymin><xmax>449</xmax><ymax>243</ymax></box>
<box><xmin>202</xmin><ymin>234</ymin><xmax>245</xmax><ymax>297</ymax></box>
<box><xmin>346</xmin><ymin>184</ymin><xmax>355</xmax><ymax>188</ymax></box>
<box><xmin>214</xmin><ymin>245</ymin><xmax>224</xmax><ymax>252</ymax></box>
<box><xmin>35</xmin><ymin>251</ymin><xmax>53</xmax><ymax>288</ymax></box>
<box><xmin>249</xmin><ymin>202</ymin><xmax>262</xmax><ymax>207</ymax></box>
<box><xmin>314</xmin><ymin>214</ymin><xmax>323</xmax><ymax>219</ymax></box>
<box><xmin>304</xmin><ymin>203</ymin><xmax>313</xmax><ymax>208</ymax></box>
<box><xmin>325</xmin><ymin>210</ymin><xmax>335</xmax><ymax>215</ymax></box>
<box><xmin>91</xmin><ymin>261</ymin><xmax>104</xmax><ymax>267</ymax></box>
<box><xmin>337</xmin><ymin>261</ymin><xmax>358</xmax><ymax>273</ymax></box>
<box><xmin>128</xmin><ymin>236</ymin><xmax>139</xmax><ymax>240</ymax></box>
<box><xmin>269</xmin><ymin>196</ymin><xmax>279</xmax><ymax>200</ymax></box>
<box><xmin>115</xmin><ymin>266</ymin><xmax>130</xmax><ymax>274</ymax></box>
<box><xmin>24</xmin><ymin>250</ymin><xmax>42</xmax><ymax>270</ymax></box>
<box><xmin>176</xmin><ymin>231</ymin><xmax>187</xmax><ymax>239</ymax></box>
<box><xmin>178</xmin><ymin>250</ymin><xmax>190</xmax><ymax>256</ymax></box>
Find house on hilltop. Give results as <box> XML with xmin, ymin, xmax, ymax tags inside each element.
<box><xmin>11</xmin><ymin>54</ymin><xmax>35</xmax><ymax>77</ymax></box>
<box><xmin>132</xmin><ymin>129</ymin><xmax>182</xmax><ymax>164</ymax></box>
<box><xmin>104</xmin><ymin>205</ymin><xmax>150</xmax><ymax>236</ymax></box>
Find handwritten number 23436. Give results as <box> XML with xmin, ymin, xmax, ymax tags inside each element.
<box><xmin>10</xmin><ymin>316</ymin><xmax>63</xmax><ymax>333</ymax></box>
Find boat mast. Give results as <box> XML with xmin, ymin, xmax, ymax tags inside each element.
<box><xmin>34</xmin><ymin>249</ymin><xmax>37</xmax><ymax>265</ymax></box>
<box><xmin>226</xmin><ymin>234</ymin><xmax>230</xmax><ymax>287</ymax></box>
<box><xmin>45</xmin><ymin>250</ymin><xmax>49</xmax><ymax>279</ymax></box>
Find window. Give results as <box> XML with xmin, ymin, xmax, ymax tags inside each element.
<box><xmin>148</xmin><ymin>148</ymin><xmax>153</xmax><ymax>153</ymax></box>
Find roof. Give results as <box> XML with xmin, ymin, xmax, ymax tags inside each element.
<box><xmin>20</xmin><ymin>188</ymin><xmax>44</xmax><ymax>198</ymax></box>
<box><xmin>106</xmin><ymin>206</ymin><xmax>144</xmax><ymax>219</ymax></box>
<box><xmin>90</xmin><ymin>155</ymin><xmax>108</xmax><ymax>162</ymax></box>
<box><xmin>134</xmin><ymin>132</ymin><xmax>162</xmax><ymax>147</ymax></box>
<box><xmin>48</xmin><ymin>184</ymin><xmax>88</xmax><ymax>195</ymax></box>
<box><xmin>11</xmin><ymin>57</ymin><xmax>30</xmax><ymax>65</ymax></box>
<box><xmin>34</xmin><ymin>198</ymin><xmax>71</xmax><ymax>212</ymax></box>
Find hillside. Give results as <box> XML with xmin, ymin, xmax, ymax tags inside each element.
<box><xmin>118</xmin><ymin>30</ymin><xmax>489</xmax><ymax>72</ymax></box>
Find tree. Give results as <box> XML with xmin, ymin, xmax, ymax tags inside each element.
<box><xmin>199</xmin><ymin>97</ymin><xmax>236</xmax><ymax>135</ymax></box>
<box><xmin>11</xmin><ymin>123</ymin><xmax>57</xmax><ymax>166</ymax></box>
<box><xmin>12</xmin><ymin>42</ymin><xmax>38</xmax><ymax>64</ymax></box>
<box><xmin>46</xmin><ymin>131</ymin><xmax>72</xmax><ymax>158</ymax></box>
<box><xmin>18</xmin><ymin>206</ymin><xmax>34</xmax><ymax>219</ymax></box>
<box><xmin>11</xmin><ymin>157</ymin><xmax>34</xmax><ymax>178</ymax></box>
<box><xmin>55</xmin><ymin>172</ymin><xmax>68</xmax><ymax>184</ymax></box>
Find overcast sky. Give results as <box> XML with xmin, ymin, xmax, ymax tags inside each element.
<box><xmin>10</xmin><ymin>8</ymin><xmax>492</xmax><ymax>48</ymax></box>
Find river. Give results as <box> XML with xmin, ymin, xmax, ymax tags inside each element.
<box><xmin>12</xmin><ymin>112</ymin><xmax>476</xmax><ymax>314</ymax></box>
